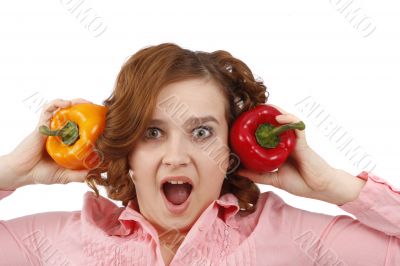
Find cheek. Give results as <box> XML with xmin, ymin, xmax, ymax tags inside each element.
<box><xmin>201</xmin><ymin>154</ymin><xmax>229</xmax><ymax>178</ymax></box>
<box><xmin>128</xmin><ymin>150</ymin><xmax>157</xmax><ymax>184</ymax></box>
<box><xmin>198</xmin><ymin>175</ymin><xmax>224</xmax><ymax>201</ymax></box>
<box><xmin>129</xmin><ymin>145</ymin><xmax>156</xmax><ymax>168</ymax></box>
<box><xmin>200</xmin><ymin>160</ymin><xmax>225</xmax><ymax>187</ymax></box>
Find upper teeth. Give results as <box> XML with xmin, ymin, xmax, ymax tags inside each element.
<box><xmin>167</xmin><ymin>180</ymin><xmax>187</xmax><ymax>184</ymax></box>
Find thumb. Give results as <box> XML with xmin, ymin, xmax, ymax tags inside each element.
<box><xmin>235</xmin><ymin>168</ymin><xmax>280</xmax><ymax>187</ymax></box>
<box><xmin>63</xmin><ymin>169</ymin><xmax>90</xmax><ymax>183</ymax></box>
<box><xmin>275</xmin><ymin>114</ymin><xmax>308</xmax><ymax>152</ymax></box>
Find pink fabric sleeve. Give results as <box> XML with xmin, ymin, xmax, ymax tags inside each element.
<box><xmin>0</xmin><ymin>189</ymin><xmax>15</xmax><ymax>199</ymax></box>
<box><xmin>332</xmin><ymin>171</ymin><xmax>400</xmax><ymax>265</ymax></box>
<box><xmin>248</xmin><ymin>171</ymin><xmax>400</xmax><ymax>265</ymax></box>
<box><xmin>339</xmin><ymin>171</ymin><xmax>400</xmax><ymax>236</ymax></box>
<box><xmin>0</xmin><ymin>189</ymin><xmax>79</xmax><ymax>265</ymax></box>
<box><xmin>296</xmin><ymin>171</ymin><xmax>400</xmax><ymax>265</ymax></box>
<box><xmin>0</xmin><ymin>189</ymin><xmax>35</xmax><ymax>264</ymax></box>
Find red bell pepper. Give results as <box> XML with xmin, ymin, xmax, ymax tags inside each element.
<box><xmin>229</xmin><ymin>104</ymin><xmax>305</xmax><ymax>173</ymax></box>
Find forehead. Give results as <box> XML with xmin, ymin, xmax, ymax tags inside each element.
<box><xmin>149</xmin><ymin>115</ymin><xmax>220</xmax><ymax>128</ymax></box>
<box><xmin>151</xmin><ymin>78</ymin><xmax>226</xmax><ymax>125</ymax></box>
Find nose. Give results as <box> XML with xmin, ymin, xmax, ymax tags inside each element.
<box><xmin>161</xmin><ymin>133</ymin><xmax>191</xmax><ymax>167</ymax></box>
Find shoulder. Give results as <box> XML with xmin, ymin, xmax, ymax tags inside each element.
<box><xmin>230</xmin><ymin>191</ymin><xmax>288</xmax><ymax>236</ymax></box>
<box><xmin>234</xmin><ymin>191</ymin><xmax>337</xmax><ymax>237</ymax></box>
<box><xmin>81</xmin><ymin>191</ymin><xmax>125</xmax><ymax>225</ymax></box>
<box><xmin>4</xmin><ymin>191</ymin><xmax>123</xmax><ymax>238</ymax></box>
<box><xmin>248</xmin><ymin>190</ymin><xmax>291</xmax><ymax>219</ymax></box>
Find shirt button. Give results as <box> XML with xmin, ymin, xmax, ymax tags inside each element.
<box><xmin>224</xmin><ymin>229</ymin><xmax>229</xmax><ymax>235</ymax></box>
<box><xmin>198</xmin><ymin>225</ymin><xmax>205</xmax><ymax>231</ymax></box>
<box><xmin>223</xmin><ymin>240</ymin><xmax>228</xmax><ymax>246</ymax></box>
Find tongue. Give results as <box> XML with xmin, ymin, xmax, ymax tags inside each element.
<box><xmin>163</xmin><ymin>183</ymin><xmax>192</xmax><ymax>205</ymax></box>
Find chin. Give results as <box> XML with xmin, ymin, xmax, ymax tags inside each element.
<box><xmin>163</xmin><ymin>218</ymin><xmax>194</xmax><ymax>234</ymax></box>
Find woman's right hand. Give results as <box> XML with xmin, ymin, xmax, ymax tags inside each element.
<box><xmin>6</xmin><ymin>98</ymin><xmax>93</xmax><ymax>188</ymax></box>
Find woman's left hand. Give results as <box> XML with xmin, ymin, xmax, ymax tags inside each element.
<box><xmin>234</xmin><ymin>105</ymin><xmax>338</xmax><ymax>201</ymax></box>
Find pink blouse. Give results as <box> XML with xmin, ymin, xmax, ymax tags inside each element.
<box><xmin>1</xmin><ymin>171</ymin><xmax>399</xmax><ymax>265</ymax></box>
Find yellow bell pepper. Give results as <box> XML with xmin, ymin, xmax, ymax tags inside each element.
<box><xmin>39</xmin><ymin>103</ymin><xmax>107</xmax><ymax>170</ymax></box>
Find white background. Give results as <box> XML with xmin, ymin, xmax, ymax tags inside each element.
<box><xmin>0</xmin><ymin>0</ymin><xmax>399</xmax><ymax>220</ymax></box>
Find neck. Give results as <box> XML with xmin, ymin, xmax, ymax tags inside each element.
<box><xmin>159</xmin><ymin>229</ymin><xmax>186</xmax><ymax>253</ymax></box>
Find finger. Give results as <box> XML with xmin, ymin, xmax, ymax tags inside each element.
<box><xmin>45</xmin><ymin>99</ymin><xmax>72</xmax><ymax>114</ymax></box>
<box><xmin>37</xmin><ymin>99</ymin><xmax>72</xmax><ymax>127</ymax></box>
<box><xmin>70</xmin><ymin>98</ymin><xmax>93</xmax><ymax>105</ymax></box>
<box><xmin>267</xmin><ymin>104</ymin><xmax>288</xmax><ymax>115</ymax></box>
<box><xmin>37</xmin><ymin>98</ymin><xmax>93</xmax><ymax>128</ymax></box>
<box><xmin>275</xmin><ymin>114</ymin><xmax>308</xmax><ymax>150</ymax></box>
<box><xmin>42</xmin><ymin>98</ymin><xmax>92</xmax><ymax>116</ymax></box>
<box><xmin>275</xmin><ymin>113</ymin><xmax>301</xmax><ymax>123</ymax></box>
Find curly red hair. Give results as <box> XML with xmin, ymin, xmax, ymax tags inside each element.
<box><xmin>85</xmin><ymin>43</ymin><xmax>269</xmax><ymax>216</ymax></box>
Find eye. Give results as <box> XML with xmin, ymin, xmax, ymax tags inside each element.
<box><xmin>145</xmin><ymin>126</ymin><xmax>213</xmax><ymax>139</ymax></box>
<box><xmin>145</xmin><ymin>127</ymin><xmax>162</xmax><ymax>139</ymax></box>
<box><xmin>192</xmin><ymin>125</ymin><xmax>213</xmax><ymax>140</ymax></box>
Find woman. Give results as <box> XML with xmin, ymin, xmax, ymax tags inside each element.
<box><xmin>1</xmin><ymin>43</ymin><xmax>399</xmax><ymax>265</ymax></box>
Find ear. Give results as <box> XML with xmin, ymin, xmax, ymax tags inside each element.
<box><xmin>129</xmin><ymin>169</ymin><xmax>136</xmax><ymax>181</ymax></box>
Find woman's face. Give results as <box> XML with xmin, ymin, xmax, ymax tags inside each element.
<box><xmin>128</xmin><ymin>78</ymin><xmax>230</xmax><ymax>235</ymax></box>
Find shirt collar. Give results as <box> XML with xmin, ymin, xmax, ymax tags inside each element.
<box><xmin>214</xmin><ymin>192</ymin><xmax>241</xmax><ymax>227</ymax></box>
<box><xmin>82</xmin><ymin>191</ymin><xmax>241</xmax><ymax>240</ymax></box>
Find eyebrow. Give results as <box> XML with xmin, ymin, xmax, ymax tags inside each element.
<box><xmin>149</xmin><ymin>115</ymin><xmax>220</xmax><ymax>128</ymax></box>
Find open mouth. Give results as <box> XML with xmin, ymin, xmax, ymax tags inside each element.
<box><xmin>161</xmin><ymin>181</ymin><xmax>193</xmax><ymax>206</ymax></box>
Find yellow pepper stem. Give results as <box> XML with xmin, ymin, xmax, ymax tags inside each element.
<box><xmin>39</xmin><ymin>121</ymin><xmax>80</xmax><ymax>146</ymax></box>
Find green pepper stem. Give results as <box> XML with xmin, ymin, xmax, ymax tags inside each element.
<box><xmin>39</xmin><ymin>120</ymin><xmax>80</xmax><ymax>146</ymax></box>
<box><xmin>270</xmin><ymin>121</ymin><xmax>305</xmax><ymax>136</ymax></box>
<box><xmin>255</xmin><ymin>121</ymin><xmax>305</xmax><ymax>149</ymax></box>
<box><xmin>39</xmin><ymin>126</ymin><xmax>61</xmax><ymax>136</ymax></box>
